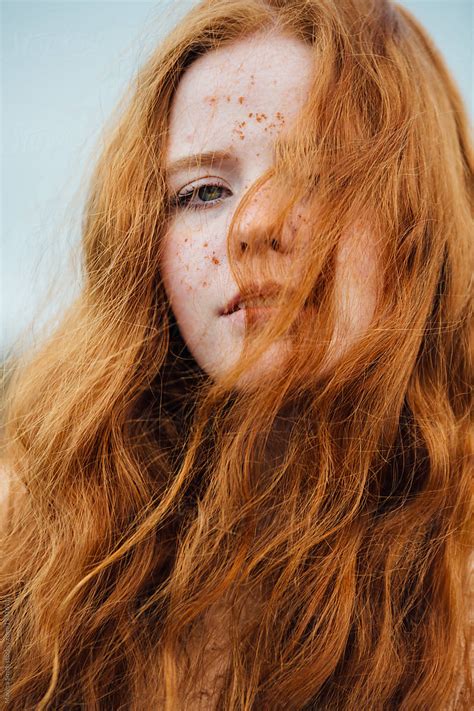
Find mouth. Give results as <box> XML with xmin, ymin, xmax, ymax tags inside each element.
<box><xmin>222</xmin><ymin>304</ymin><xmax>280</xmax><ymax>332</ymax></box>
<box><xmin>222</xmin><ymin>296</ymin><xmax>282</xmax><ymax>315</ymax></box>
<box><xmin>220</xmin><ymin>283</ymin><xmax>285</xmax><ymax>316</ymax></box>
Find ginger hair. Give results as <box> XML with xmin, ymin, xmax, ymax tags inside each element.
<box><xmin>1</xmin><ymin>1</ymin><xmax>472</xmax><ymax>708</ymax></box>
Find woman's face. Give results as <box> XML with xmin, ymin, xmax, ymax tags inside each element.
<box><xmin>162</xmin><ymin>32</ymin><xmax>378</xmax><ymax>385</ymax></box>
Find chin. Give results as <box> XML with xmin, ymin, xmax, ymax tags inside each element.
<box><xmin>213</xmin><ymin>340</ymin><xmax>291</xmax><ymax>392</ymax></box>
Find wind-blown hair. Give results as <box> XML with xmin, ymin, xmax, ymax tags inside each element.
<box><xmin>1</xmin><ymin>0</ymin><xmax>472</xmax><ymax>708</ymax></box>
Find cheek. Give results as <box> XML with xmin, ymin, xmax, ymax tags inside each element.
<box><xmin>335</xmin><ymin>225</ymin><xmax>379</xmax><ymax>332</ymax></box>
<box><xmin>161</xmin><ymin>227</ymin><xmax>197</xmax><ymax>305</ymax></box>
<box><xmin>161</xmin><ymin>224</ymin><xmax>219</xmax><ymax>324</ymax></box>
<box><xmin>160</xmin><ymin>230</ymin><xmax>193</xmax><ymax>323</ymax></box>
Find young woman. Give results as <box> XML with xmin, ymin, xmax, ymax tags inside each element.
<box><xmin>1</xmin><ymin>0</ymin><xmax>472</xmax><ymax>708</ymax></box>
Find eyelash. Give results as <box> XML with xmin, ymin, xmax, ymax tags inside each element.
<box><xmin>172</xmin><ymin>179</ymin><xmax>232</xmax><ymax>211</ymax></box>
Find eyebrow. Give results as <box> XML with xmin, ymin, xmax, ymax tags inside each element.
<box><xmin>165</xmin><ymin>150</ymin><xmax>237</xmax><ymax>178</ymax></box>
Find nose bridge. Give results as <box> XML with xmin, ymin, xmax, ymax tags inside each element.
<box><xmin>239</xmin><ymin>179</ymin><xmax>274</xmax><ymax>230</ymax></box>
<box><xmin>231</xmin><ymin>178</ymin><xmax>301</xmax><ymax>255</ymax></box>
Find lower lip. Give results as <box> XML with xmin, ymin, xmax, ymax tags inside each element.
<box><xmin>222</xmin><ymin>306</ymin><xmax>278</xmax><ymax>326</ymax></box>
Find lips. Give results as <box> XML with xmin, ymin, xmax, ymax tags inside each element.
<box><xmin>220</xmin><ymin>282</ymin><xmax>284</xmax><ymax>316</ymax></box>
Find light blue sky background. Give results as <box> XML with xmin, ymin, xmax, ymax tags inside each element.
<box><xmin>2</xmin><ymin>1</ymin><xmax>473</xmax><ymax>356</ymax></box>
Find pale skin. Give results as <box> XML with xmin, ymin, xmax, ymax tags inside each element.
<box><xmin>162</xmin><ymin>31</ymin><xmax>379</xmax><ymax>387</ymax></box>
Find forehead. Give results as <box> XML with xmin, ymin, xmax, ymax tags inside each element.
<box><xmin>167</xmin><ymin>33</ymin><xmax>314</xmax><ymax>161</ymax></box>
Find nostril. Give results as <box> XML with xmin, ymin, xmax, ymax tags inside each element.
<box><xmin>240</xmin><ymin>241</ymin><xmax>248</xmax><ymax>253</ymax></box>
<box><xmin>271</xmin><ymin>239</ymin><xmax>280</xmax><ymax>251</ymax></box>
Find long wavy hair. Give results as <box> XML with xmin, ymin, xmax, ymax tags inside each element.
<box><xmin>1</xmin><ymin>0</ymin><xmax>472</xmax><ymax>708</ymax></box>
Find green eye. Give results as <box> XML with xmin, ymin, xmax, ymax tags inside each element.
<box><xmin>198</xmin><ymin>185</ymin><xmax>223</xmax><ymax>202</ymax></box>
<box><xmin>174</xmin><ymin>181</ymin><xmax>232</xmax><ymax>210</ymax></box>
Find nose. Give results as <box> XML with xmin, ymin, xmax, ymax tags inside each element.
<box><xmin>229</xmin><ymin>177</ymin><xmax>306</xmax><ymax>259</ymax></box>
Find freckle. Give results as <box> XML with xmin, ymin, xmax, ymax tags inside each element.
<box><xmin>238</xmin><ymin>96</ymin><xmax>245</xmax><ymax>104</ymax></box>
<box><xmin>184</xmin><ymin>238</ymin><xmax>188</xmax><ymax>242</ymax></box>
<box><xmin>226</xmin><ymin>95</ymin><xmax>231</xmax><ymax>102</ymax></box>
<box><xmin>248</xmin><ymin>112</ymin><xmax>253</xmax><ymax>118</ymax></box>
<box><xmin>202</xmin><ymin>281</ymin><xmax>209</xmax><ymax>287</ymax></box>
<box><xmin>212</xmin><ymin>256</ymin><xmax>220</xmax><ymax>265</ymax></box>
<box><xmin>203</xmin><ymin>242</ymin><xmax>208</xmax><ymax>247</ymax></box>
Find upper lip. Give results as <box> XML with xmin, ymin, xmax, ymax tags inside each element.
<box><xmin>220</xmin><ymin>282</ymin><xmax>286</xmax><ymax>316</ymax></box>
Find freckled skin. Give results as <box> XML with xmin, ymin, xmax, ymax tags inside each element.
<box><xmin>161</xmin><ymin>33</ymin><xmax>378</xmax><ymax>385</ymax></box>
